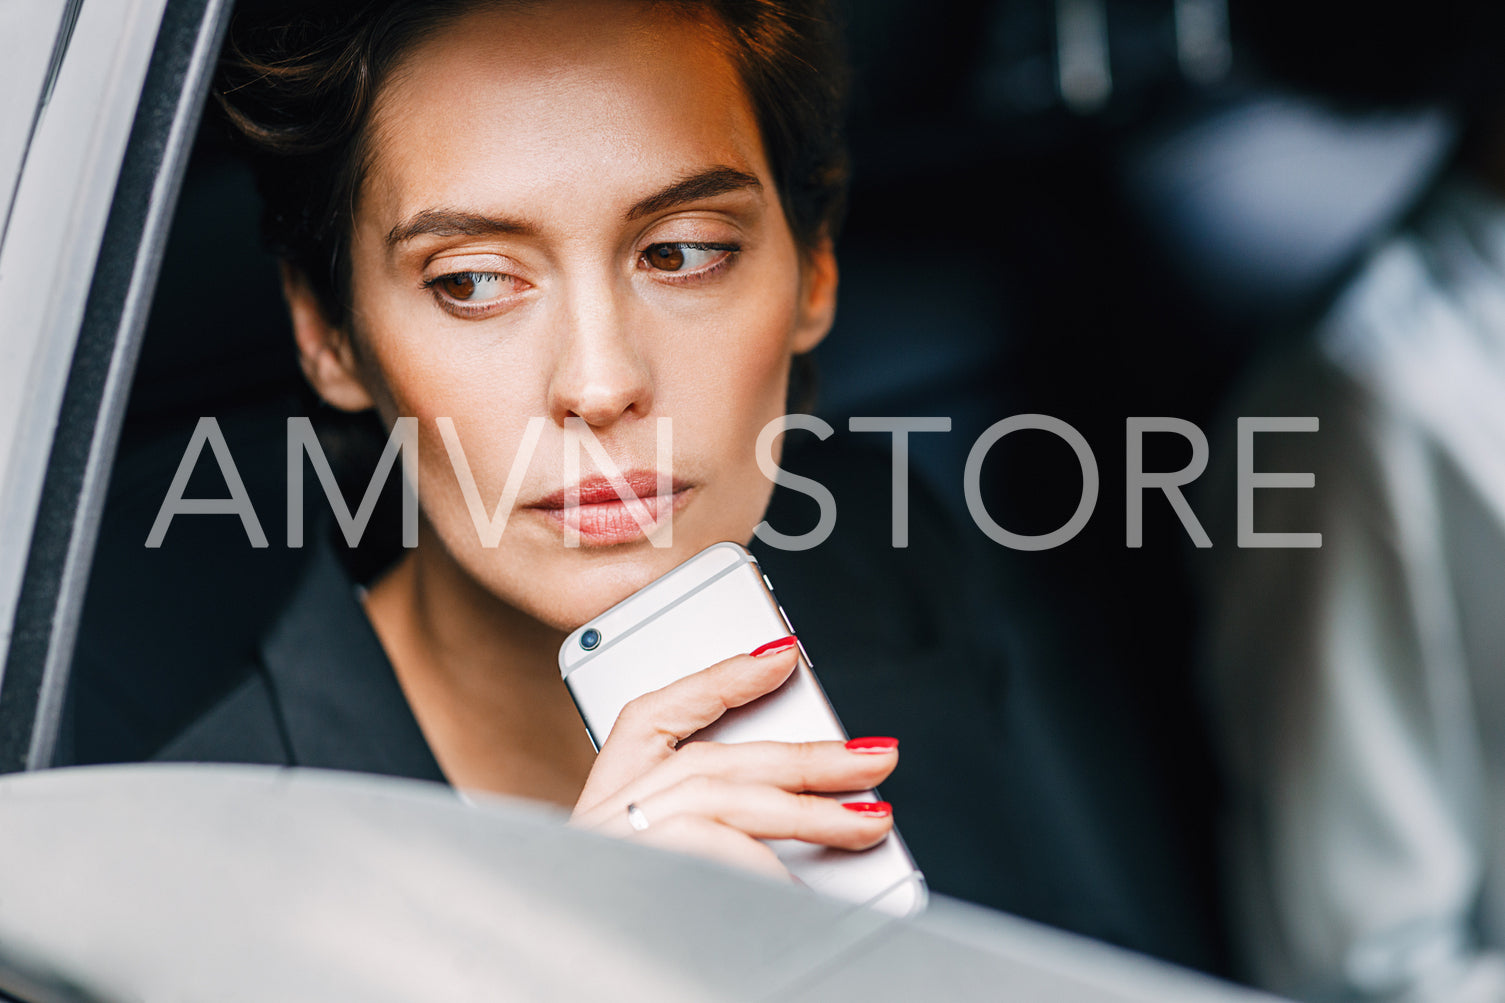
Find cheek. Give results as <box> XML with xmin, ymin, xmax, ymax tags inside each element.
<box><xmin>666</xmin><ymin>271</ymin><xmax>803</xmax><ymax>429</ymax></box>
<box><xmin>652</xmin><ymin>281</ymin><xmax>799</xmax><ymax>547</ymax></box>
<box><xmin>728</xmin><ymin>293</ymin><xmax>802</xmax><ymax>439</ymax></box>
<box><xmin>398</xmin><ymin>373</ymin><xmax>545</xmax><ymax>525</ymax></box>
<box><xmin>350</xmin><ymin>307</ymin><xmax>551</xmax><ymax>528</ymax></box>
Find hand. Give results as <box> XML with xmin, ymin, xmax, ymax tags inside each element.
<box><xmin>568</xmin><ymin>637</ymin><xmax>900</xmax><ymax>879</ymax></box>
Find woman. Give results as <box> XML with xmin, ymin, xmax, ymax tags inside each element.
<box><xmin>155</xmin><ymin>1</ymin><xmax>1224</xmax><ymax>969</ymax></box>
<box><xmin>161</xmin><ymin>0</ymin><xmax>897</xmax><ymax>879</ymax></box>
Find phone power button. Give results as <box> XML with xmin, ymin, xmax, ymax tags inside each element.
<box><xmin>776</xmin><ymin>606</ymin><xmax>812</xmax><ymax>664</ymax></box>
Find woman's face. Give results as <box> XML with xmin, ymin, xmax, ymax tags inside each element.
<box><xmin>292</xmin><ymin>0</ymin><xmax>837</xmax><ymax>629</ymax></box>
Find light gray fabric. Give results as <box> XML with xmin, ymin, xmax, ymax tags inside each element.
<box><xmin>1198</xmin><ymin>175</ymin><xmax>1505</xmax><ymax>1003</ymax></box>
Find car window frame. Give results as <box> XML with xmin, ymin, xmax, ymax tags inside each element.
<box><xmin>0</xmin><ymin>0</ymin><xmax>233</xmax><ymax>773</ymax></box>
<box><xmin>0</xmin><ymin>1</ymin><xmax>81</xmax><ymax>244</ymax></box>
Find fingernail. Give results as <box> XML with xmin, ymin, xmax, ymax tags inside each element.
<box><xmin>751</xmin><ymin>636</ymin><xmax>797</xmax><ymax>657</ymax></box>
<box><xmin>842</xmin><ymin>801</ymin><xmax>892</xmax><ymax>817</ymax></box>
<box><xmin>845</xmin><ymin>737</ymin><xmax>898</xmax><ymax>754</ymax></box>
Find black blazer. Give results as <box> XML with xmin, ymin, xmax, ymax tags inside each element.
<box><xmin>156</xmin><ymin>445</ymin><xmax>1219</xmax><ymax>971</ymax></box>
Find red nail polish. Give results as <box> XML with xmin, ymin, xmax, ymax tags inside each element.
<box><xmin>845</xmin><ymin>737</ymin><xmax>899</xmax><ymax>753</ymax></box>
<box><xmin>751</xmin><ymin>635</ymin><xmax>797</xmax><ymax>657</ymax></box>
<box><xmin>843</xmin><ymin>801</ymin><xmax>892</xmax><ymax>817</ymax></box>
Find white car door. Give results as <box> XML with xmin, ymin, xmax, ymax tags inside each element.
<box><xmin>0</xmin><ymin>0</ymin><xmax>229</xmax><ymax>772</ymax></box>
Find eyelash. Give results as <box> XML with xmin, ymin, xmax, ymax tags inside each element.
<box><xmin>641</xmin><ymin>242</ymin><xmax>741</xmax><ymax>283</ymax></box>
<box><xmin>420</xmin><ymin>272</ymin><xmax>521</xmax><ymax>319</ymax></box>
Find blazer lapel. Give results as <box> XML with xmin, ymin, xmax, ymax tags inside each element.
<box><xmin>259</xmin><ymin>541</ymin><xmax>448</xmax><ymax>784</ymax></box>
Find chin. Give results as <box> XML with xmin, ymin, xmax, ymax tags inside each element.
<box><xmin>519</xmin><ymin>545</ymin><xmax>693</xmax><ymax>631</ymax></box>
<box><xmin>465</xmin><ymin>503</ymin><xmax>765</xmax><ymax>632</ymax></box>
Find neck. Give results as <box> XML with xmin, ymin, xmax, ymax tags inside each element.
<box><xmin>362</xmin><ymin>519</ymin><xmax>597</xmax><ymax>807</ymax></box>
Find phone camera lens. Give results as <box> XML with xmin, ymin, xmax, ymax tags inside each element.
<box><xmin>580</xmin><ymin>628</ymin><xmax>601</xmax><ymax>651</ymax></box>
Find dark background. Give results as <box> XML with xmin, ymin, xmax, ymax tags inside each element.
<box><xmin>62</xmin><ymin>0</ymin><xmax>1493</xmax><ymax>983</ymax></box>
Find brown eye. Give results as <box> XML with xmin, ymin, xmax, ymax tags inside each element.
<box><xmin>640</xmin><ymin>243</ymin><xmax>740</xmax><ymax>278</ymax></box>
<box><xmin>646</xmin><ymin>244</ymin><xmax>686</xmax><ymax>271</ymax></box>
<box><xmin>429</xmin><ymin>271</ymin><xmax>508</xmax><ymax>303</ymax></box>
<box><xmin>438</xmin><ymin>273</ymin><xmax>477</xmax><ymax>299</ymax></box>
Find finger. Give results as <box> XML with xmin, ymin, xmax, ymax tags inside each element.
<box><xmin>577</xmin><ymin>738</ymin><xmax>898</xmax><ymax>822</ymax></box>
<box><xmin>630</xmin><ymin>813</ymin><xmax>790</xmax><ymax>881</ymax></box>
<box><xmin>578</xmin><ymin>639</ymin><xmax>801</xmax><ymax>805</ymax></box>
<box><xmin>615</xmin><ymin>778</ymin><xmax>895</xmax><ymax>852</ymax></box>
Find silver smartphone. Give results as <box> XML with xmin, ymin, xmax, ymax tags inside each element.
<box><xmin>559</xmin><ymin>542</ymin><xmax>926</xmax><ymax>916</ymax></box>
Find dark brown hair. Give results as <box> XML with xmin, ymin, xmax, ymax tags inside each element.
<box><xmin>217</xmin><ymin>0</ymin><xmax>850</xmax><ymax>328</ymax></box>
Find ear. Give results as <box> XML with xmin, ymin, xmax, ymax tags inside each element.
<box><xmin>281</xmin><ymin>263</ymin><xmax>375</xmax><ymax>412</ymax></box>
<box><xmin>790</xmin><ymin>236</ymin><xmax>838</xmax><ymax>354</ymax></box>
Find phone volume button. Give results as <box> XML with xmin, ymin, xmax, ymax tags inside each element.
<box><xmin>777</xmin><ymin>604</ymin><xmax>795</xmax><ymax>635</ymax></box>
<box><xmin>763</xmin><ymin>573</ymin><xmax>776</xmax><ymax>593</ymax></box>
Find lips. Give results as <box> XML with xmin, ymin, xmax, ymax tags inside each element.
<box><xmin>529</xmin><ymin>470</ymin><xmax>691</xmax><ymax>545</ymax></box>
<box><xmin>531</xmin><ymin>471</ymin><xmax>685</xmax><ymax>509</ymax></box>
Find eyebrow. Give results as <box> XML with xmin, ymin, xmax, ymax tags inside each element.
<box><xmin>384</xmin><ymin>165</ymin><xmax>763</xmax><ymax>249</ymax></box>
<box><xmin>623</xmin><ymin>165</ymin><xmax>763</xmax><ymax>221</ymax></box>
<box><xmin>385</xmin><ymin>209</ymin><xmax>533</xmax><ymax>248</ymax></box>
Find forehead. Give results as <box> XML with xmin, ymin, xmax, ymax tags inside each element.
<box><xmin>361</xmin><ymin>0</ymin><xmax>768</xmax><ymax>226</ymax></box>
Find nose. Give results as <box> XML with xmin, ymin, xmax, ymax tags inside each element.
<box><xmin>546</xmin><ymin>281</ymin><xmax>653</xmax><ymax>428</ymax></box>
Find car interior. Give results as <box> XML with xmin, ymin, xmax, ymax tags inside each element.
<box><xmin>32</xmin><ymin>0</ymin><xmax>1468</xmax><ymax>987</ymax></box>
